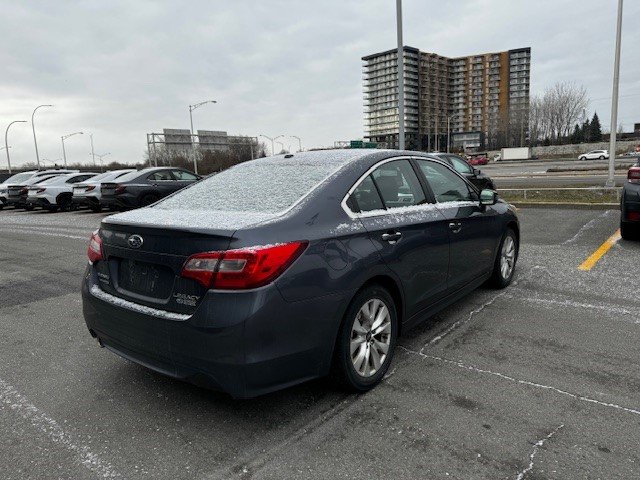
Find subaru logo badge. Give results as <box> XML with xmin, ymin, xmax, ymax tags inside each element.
<box><xmin>128</xmin><ymin>234</ymin><xmax>144</xmax><ymax>249</ymax></box>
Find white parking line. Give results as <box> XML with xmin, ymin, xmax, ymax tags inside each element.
<box><xmin>0</xmin><ymin>227</ymin><xmax>87</xmax><ymax>240</ymax></box>
<box><xmin>400</xmin><ymin>347</ymin><xmax>640</xmax><ymax>417</ymax></box>
<box><xmin>0</xmin><ymin>377</ymin><xmax>121</xmax><ymax>478</ymax></box>
<box><xmin>515</xmin><ymin>424</ymin><xmax>564</xmax><ymax>480</ymax></box>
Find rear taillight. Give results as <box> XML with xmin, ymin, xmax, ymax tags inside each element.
<box><xmin>627</xmin><ymin>211</ymin><xmax>640</xmax><ymax>222</ymax></box>
<box><xmin>114</xmin><ymin>185</ymin><xmax>126</xmax><ymax>194</ymax></box>
<box><xmin>628</xmin><ymin>167</ymin><xmax>640</xmax><ymax>184</ymax></box>
<box><xmin>86</xmin><ymin>185</ymin><xmax>96</xmax><ymax>192</ymax></box>
<box><xmin>19</xmin><ymin>188</ymin><xmax>27</xmax><ymax>195</ymax></box>
<box><xmin>181</xmin><ymin>241</ymin><xmax>308</xmax><ymax>290</ymax></box>
<box><xmin>87</xmin><ymin>230</ymin><xmax>103</xmax><ymax>263</ymax></box>
<box><xmin>36</xmin><ymin>188</ymin><xmax>46</xmax><ymax>193</ymax></box>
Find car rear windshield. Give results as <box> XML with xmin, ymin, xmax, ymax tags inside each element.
<box><xmin>3</xmin><ymin>172</ymin><xmax>33</xmax><ymax>184</ymax></box>
<box><xmin>112</xmin><ymin>170</ymin><xmax>144</xmax><ymax>183</ymax></box>
<box><xmin>157</xmin><ymin>159</ymin><xmax>343</xmax><ymax>214</ymax></box>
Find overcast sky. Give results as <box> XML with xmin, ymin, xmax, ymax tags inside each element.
<box><xmin>1</xmin><ymin>0</ymin><xmax>639</xmax><ymax>167</ymax></box>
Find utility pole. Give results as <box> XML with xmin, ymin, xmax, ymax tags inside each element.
<box><xmin>5</xmin><ymin>120</ymin><xmax>27</xmax><ymax>174</ymax></box>
<box><xmin>95</xmin><ymin>153</ymin><xmax>110</xmax><ymax>172</ymax></box>
<box><xmin>89</xmin><ymin>133</ymin><xmax>96</xmax><ymax>167</ymax></box>
<box><xmin>607</xmin><ymin>0</ymin><xmax>623</xmax><ymax>187</ymax></box>
<box><xmin>31</xmin><ymin>104</ymin><xmax>53</xmax><ymax>169</ymax></box>
<box><xmin>396</xmin><ymin>0</ymin><xmax>405</xmax><ymax>150</ymax></box>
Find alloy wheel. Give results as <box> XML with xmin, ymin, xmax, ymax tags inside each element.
<box><xmin>350</xmin><ymin>298</ymin><xmax>392</xmax><ymax>377</ymax></box>
<box><xmin>500</xmin><ymin>235</ymin><xmax>516</xmax><ymax>279</ymax></box>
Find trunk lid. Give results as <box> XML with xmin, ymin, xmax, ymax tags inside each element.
<box><xmin>96</xmin><ymin>221</ymin><xmax>236</xmax><ymax>315</ymax></box>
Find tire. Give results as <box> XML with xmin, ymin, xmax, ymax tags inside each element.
<box><xmin>620</xmin><ymin>221</ymin><xmax>639</xmax><ymax>241</ymax></box>
<box><xmin>488</xmin><ymin>228</ymin><xmax>518</xmax><ymax>288</ymax></box>
<box><xmin>24</xmin><ymin>205</ymin><xmax>35</xmax><ymax>211</ymax></box>
<box><xmin>47</xmin><ymin>206</ymin><xmax>59</xmax><ymax>213</ymax></box>
<box><xmin>140</xmin><ymin>194</ymin><xmax>160</xmax><ymax>207</ymax></box>
<box><xmin>599</xmin><ymin>155</ymin><xmax>605</xmax><ymax>160</ymax></box>
<box><xmin>331</xmin><ymin>285</ymin><xmax>398</xmax><ymax>392</ymax></box>
<box><xmin>58</xmin><ymin>195</ymin><xmax>72</xmax><ymax>212</ymax></box>
<box><xmin>90</xmin><ymin>205</ymin><xmax>102</xmax><ymax>213</ymax></box>
<box><xmin>579</xmin><ymin>156</ymin><xmax>586</xmax><ymax>161</ymax></box>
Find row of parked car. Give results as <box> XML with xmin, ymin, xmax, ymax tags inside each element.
<box><xmin>0</xmin><ymin>167</ymin><xmax>202</xmax><ymax>213</ymax></box>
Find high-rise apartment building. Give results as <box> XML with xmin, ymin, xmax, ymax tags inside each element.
<box><xmin>362</xmin><ymin>46</ymin><xmax>531</xmax><ymax>151</ymax></box>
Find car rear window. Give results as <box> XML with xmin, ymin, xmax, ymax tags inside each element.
<box><xmin>156</xmin><ymin>159</ymin><xmax>344</xmax><ymax>213</ymax></box>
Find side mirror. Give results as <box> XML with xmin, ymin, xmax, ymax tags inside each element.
<box><xmin>480</xmin><ymin>189</ymin><xmax>498</xmax><ymax>206</ymax></box>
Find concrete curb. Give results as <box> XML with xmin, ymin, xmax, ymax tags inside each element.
<box><xmin>509</xmin><ymin>202</ymin><xmax>620</xmax><ymax>210</ymax></box>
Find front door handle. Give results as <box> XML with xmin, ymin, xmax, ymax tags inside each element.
<box><xmin>381</xmin><ymin>231</ymin><xmax>402</xmax><ymax>243</ymax></box>
<box><xmin>448</xmin><ymin>221</ymin><xmax>462</xmax><ymax>233</ymax></box>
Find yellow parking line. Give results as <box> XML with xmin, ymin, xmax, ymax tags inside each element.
<box><xmin>578</xmin><ymin>229</ymin><xmax>621</xmax><ymax>271</ymax></box>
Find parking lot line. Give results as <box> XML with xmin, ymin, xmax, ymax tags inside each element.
<box><xmin>578</xmin><ymin>229</ymin><xmax>621</xmax><ymax>271</ymax></box>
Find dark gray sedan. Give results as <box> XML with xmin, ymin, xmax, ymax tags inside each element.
<box><xmin>82</xmin><ymin>150</ymin><xmax>519</xmax><ymax>398</ymax></box>
<box><xmin>100</xmin><ymin>166</ymin><xmax>201</xmax><ymax>210</ymax></box>
<box><xmin>621</xmin><ymin>159</ymin><xmax>640</xmax><ymax>240</ymax></box>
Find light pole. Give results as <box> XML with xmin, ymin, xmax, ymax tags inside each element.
<box><xmin>89</xmin><ymin>133</ymin><xmax>96</xmax><ymax>167</ymax></box>
<box><xmin>188</xmin><ymin>100</ymin><xmax>217</xmax><ymax>174</ymax></box>
<box><xmin>5</xmin><ymin>120</ymin><xmax>27</xmax><ymax>174</ymax></box>
<box><xmin>95</xmin><ymin>153</ymin><xmax>111</xmax><ymax>172</ymax></box>
<box><xmin>259</xmin><ymin>134</ymin><xmax>284</xmax><ymax>156</ymax></box>
<box><xmin>31</xmin><ymin>104</ymin><xmax>53</xmax><ymax>169</ymax></box>
<box><xmin>275</xmin><ymin>141</ymin><xmax>285</xmax><ymax>154</ymax></box>
<box><xmin>61</xmin><ymin>131</ymin><xmax>83</xmax><ymax>168</ymax></box>
<box><xmin>447</xmin><ymin>114</ymin><xmax>459</xmax><ymax>153</ymax></box>
<box><xmin>607</xmin><ymin>0</ymin><xmax>623</xmax><ymax>187</ymax></box>
<box><xmin>291</xmin><ymin>135</ymin><xmax>302</xmax><ymax>152</ymax></box>
<box><xmin>396</xmin><ymin>0</ymin><xmax>405</xmax><ymax>150</ymax></box>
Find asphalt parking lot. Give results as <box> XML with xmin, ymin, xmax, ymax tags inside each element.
<box><xmin>1</xmin><ymin>207</ymin><xmax>639</xmax><ymax>479</ymax></box>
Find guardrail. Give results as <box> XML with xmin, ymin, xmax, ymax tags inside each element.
<box><xmin>497</xmin><ymin>187</ymin><xmax>623</xmax><ymax>204</ymax></box>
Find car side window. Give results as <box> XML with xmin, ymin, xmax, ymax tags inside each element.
<box><xmin>416</xmin><ymin>160</ymin><xmax>475</xmax><ymax>203</ymax></box>
<box><xmin>67</xmin><ymin>175</ymin><xmax>91</xmax><ymax>183</ymax></box>
<box><xmin>370</xmin><ymin>160</ymin><xmax>426</xmax><ymax>209</ymax></box>
<box><xmin>148</xmin><ymin>171</ymin><xmax>174</xmax><ymax>181</ymax></box>
<box><xmin>349</xmin><ymin>176</ymin><xmax>384</xmax><ymax>213</ymax></box>
<box><xmin>447</xmin><ymin>156</ymin><xmax>473</xmax><ymax>175</ymax></box>
<box><xmin>172</xmin><ymin>170</ymin><xmax>199</xmax><ymax>181</ymax></box>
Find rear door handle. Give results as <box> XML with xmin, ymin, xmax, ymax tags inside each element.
<box><xmin>381</xmin><ymin>231</ymin><xmax>402</xmax><ymax>243</ymax></box>
<box><xmin>448</xmin><ymin>222</ymin><xmax>462</xmax><ymax>233</ymax></box>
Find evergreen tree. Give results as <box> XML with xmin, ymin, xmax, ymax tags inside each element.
<box><xmin>571</xmin><ymin>124</ymin><xmax>582</xmax><ymax>144</ymax></box>
<box><xmin>589</xmin><ymin>112</ymin><xmax>602</xmax><ymax>142</ymax></box>
<box><xmin>581</xmin><ymin>118</ymin><xmax>591</xmax><ymax>142</ymax></box>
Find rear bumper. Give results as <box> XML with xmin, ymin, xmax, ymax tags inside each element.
<box><xmin>101</xmin><ymin>195</ymin><xmax>137</xmax><ymax>209</ymax></box>
<box><xmin>72</xmin><ymin>195</ymin><xmax>100</xmax><ymax>208</ymax></box>
<box><xmin>7</xmin><ymin>196</ymin><xmax>27</xmax><ymax>208</ymax></box>
<box><xmin>26</xmin><ymin>197</ymin><xmax>52</xmax><ymax>208</ymax></box>
<box><xmin>81</xmin><ymin>264</ymin><xmax>349</xmax><ymax>398</ymax></box>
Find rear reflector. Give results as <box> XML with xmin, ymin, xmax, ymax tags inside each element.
<box><xmin>87</xmin><ymin>230</ymin><xmax>103</xmax><ymax>263</ymax></box>
<box><xmin>628</xmin><ymin>167</ymin><xmax>640</xmax><ymax>184</ymax></box>
<box><xmin>114</xmin><ymin>185</ymin><xmax>126</xmax><ymax>194</ymax></box>
<box><xmin>36</xmin><ymin>188</ymin><xmax>46</xmax><ymax>193</ymax></box>
<box><xmin>181</xmin><ymin>241</ymin><xmax>308</xmax><ymax>290</ymax></box>
<box><xmin>86</xmin><ymin>185</ymin><xmax>96</xmax><ymax>192</ymax></box>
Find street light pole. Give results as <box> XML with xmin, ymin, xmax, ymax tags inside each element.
<box><xmin>259</xmin><ymin>134</ymin><xmax>284</xmax><ymax>156</ymax></box>
<box><xmin>291</xmin><ymin>135</ymin><xmax>302</xmax><ymax>152</ymax></box>
<box><xmin>396</xmin><ymin>0</ymin><xmax>405</xmax><ymax>150</ymax></box>
<box><xmin>607</xmin><ymin>0</ymin><xmax>623</xmax><ymax>187</ymax></box>
<box><xmin>31</xmin><ymin>104</ymin><xmax>53</xmax><ymax>169</ymax></box>
<box><xmin>61</xmin><ymin>131</ymin><xmax>83</xmax><ymax>168</ymax></box>
<box><xmin>275</xmin><ymin>141</ymin><xmax>285</xmax><ymax>154</ymax></box>
<box><xmin>95</xmin><ymin>153</ymin><xmax>110</xmax><ymax>172</ymax></box>
<box><xmin>5</xmin><ymin>120</ymin><xmax>27</xmax><ymax>174</ymax></box>
<box><xmin>89</xmin><ymin>133</ymin><xmax>96</xmax><ymax>167</ymax></box>
<box><xmin>188</xmin><ymin>100</ymin><xmax>217</xmax><ymax>175</ymax></box>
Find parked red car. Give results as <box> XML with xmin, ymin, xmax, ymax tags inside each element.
<box><xmin>467</xmin><ymin>154</ymin><xmax>489</xmax><ymax>166</ymax></box>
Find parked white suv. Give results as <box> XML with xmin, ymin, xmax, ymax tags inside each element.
<box><xmin>578</xmin><ymin>150</ymin><xmax>609</xmax><ymax>161</ymax></box>
<box><xmin>71</xmin><ymin>169</ymin><xmax>134</xmax><ymax>212</ymax></box>
<box><xmin>26</xmin><ymin>172</ymin><xmax>98</xmax><ymax>212</ymax></box>
<box><xmin>0</xmin><ymin>169</ymin><xmax>78</xmax><ymax>209</ymax></box>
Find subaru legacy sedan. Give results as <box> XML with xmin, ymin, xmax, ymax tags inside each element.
<box><xmin>82</xmin><ymin>150</ymin><xmax>519</xmax><ymax>398</ymax></box>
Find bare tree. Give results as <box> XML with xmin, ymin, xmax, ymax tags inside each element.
<box><xmin>529</xmin><ymin>82</ymin><xmax>589</xmax><ymax>145</ymax></box>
